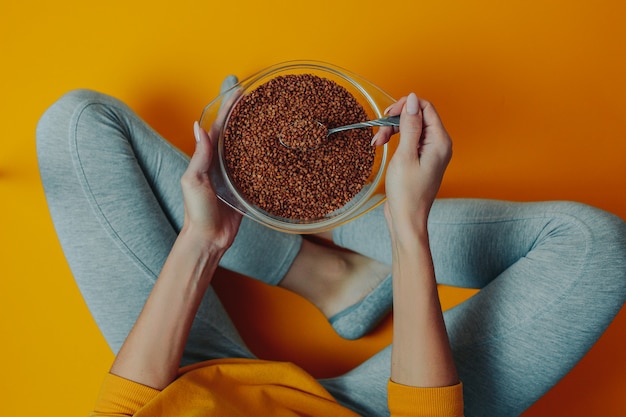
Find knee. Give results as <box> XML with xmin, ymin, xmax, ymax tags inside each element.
<box><xmin>36</xmin><ymin>89</ymin><xmax>127</xmax><ymax>163</ymax></box>
<box><xmin>559</xmin><ymin>201</ymin><xmax>625</xmax><ymax>246</ymax></box>
<box><xmin>51</xmin><ymin>88</ymin><xmax>104</xmax><ymax>108</ymax></box>
<box><xmin>39</xmin><ymin>89</ymin><xmax>103</xmax><ymax>121</ymax></box>
<box><xmin>38</xmin><ymin>88</ymin><xmax>109</xmax><ymax>120</ymax></box>
<box><xmin>36</xmin><ymin>89</ymin><xmax>121</xmax><ymax>184</ymax></box>
<box><xmin>36</xmin><ymin>89</ymin><xmax>105</xmax><ymax>148</ymax></box>
<box><xmin>556</xmin><ymin>201</ymin><xmax>626</xmax><ymax>293</ymax></box>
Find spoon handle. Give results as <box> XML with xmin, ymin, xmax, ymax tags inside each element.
<box><xmin>328</xmin><ymin>115</ymin><xmax>400</xmax><ymax>134</ymax></box>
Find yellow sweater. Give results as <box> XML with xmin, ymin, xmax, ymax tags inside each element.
<box><xmin>89</xmin><ymin>358</ymin><xmax>464</xmax><ymax>417</ymax></box>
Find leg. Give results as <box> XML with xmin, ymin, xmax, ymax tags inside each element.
<box><xmin>320</xmin><ymin>199</ymin><xmax>626</xmax><ymax>417</ymax></box>
<box><xmin>279</xmin><ymin>239</ymin><xmax>391</xmax><ymax>319</ymax></box>
<box><xmin>438</xmin><ymin>200</ymin><xmax>626</xmax><ymax>416</ymax></box>
<box><xmin>36</xmin><ymin>89</ymin><xmax>300</xmax><ymax>364</ymax></box>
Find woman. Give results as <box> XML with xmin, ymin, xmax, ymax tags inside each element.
<box><xmin>36</xmin><ymin>77</ymin><xmax>626</xmax><ymax>417</ymax></box>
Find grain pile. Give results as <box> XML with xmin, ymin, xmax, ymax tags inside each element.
<box><xmin>223</xmin><ymin>74</ymin><xmax>375</xmax><ymax>220</ymax></box>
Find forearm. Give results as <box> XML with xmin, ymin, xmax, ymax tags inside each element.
<box><xmin>390</xmin><ymin>226</ymin><xmax>458</xmax><ymax>388</ymax></box>
<box><xmin>110</xmin><ymin>227</ymin><xmax>224</xmax><ymax>390</ymax></box>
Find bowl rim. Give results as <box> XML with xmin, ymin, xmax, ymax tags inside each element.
<box><xmin>201</xmin><ymin>60</ymin><xmax>394</xmax><ymax>234</ymax></box>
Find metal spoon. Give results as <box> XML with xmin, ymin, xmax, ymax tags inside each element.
<box><xmin>326</xmin><ymin>115</ymin><xmax>400</xmax><ymax>135</ymax></box>
<box><xmin>279</xmin><ymin>115</ymin><xmax>400</xmax><ymax>151</ymax></box>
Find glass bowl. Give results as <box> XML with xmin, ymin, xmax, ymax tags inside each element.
<box><xmin>199</xmin><ymin>60</ymin><xmax>396</xmax><ymax>234</ymax></box>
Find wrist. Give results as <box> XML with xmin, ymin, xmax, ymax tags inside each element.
<box><xmin>179</xmin><ymin>223</ymin><xmax>230</xmax><ymax>257</ymax></box>
<box><xmin>175</xmin><ymin>228</ymin><xmax>226</xmax><ymax>284</ymax></box>
<box><xmin>385</xmin><ymin>198</ymin><xmax>431</xmax><ymax>237</ymax></box>
<box><xmin>387</xmin><ymin>215</ymin><xmax>429</xmax><ymax>248</ymax></box>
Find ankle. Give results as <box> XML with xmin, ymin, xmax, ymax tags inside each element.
<box><xmin>278</xmin><ymin>239</ymin><xmax>390</xmax><ymax>319</ymax></box>
<box><xmin>278</xmin><ymin>240</ymin><xmax>352</xmax><ymax>315</ymax></box>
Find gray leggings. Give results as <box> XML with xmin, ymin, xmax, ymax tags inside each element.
<box><xmin>36</xmin><ymin>90</ymin><xmax>626</xmax><ymax>417</ymax></box>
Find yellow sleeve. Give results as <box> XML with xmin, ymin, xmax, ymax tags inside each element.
<box><xmin>88</xmin><ymin>373</ymin><xmax>161</xmax><ymax>417</ymax></box>
<box><xmin>388</xmin><ymin>380</ymin><xmax>464</xmax><ymax>417</ymax></box>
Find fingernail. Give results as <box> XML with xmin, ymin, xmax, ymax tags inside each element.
<box><xmin>406</xmin><ymin>93</ymin><xmax>419</xmax><ymax>115</ymax></box>
<box><xmin>193</xmin><ymin>121</ymin><xmax>201</xmax><ymax>143</ymax></box>
<box><xmin>370</xmin><ymin>132</ymin><xmax>380</xmax><ymax>146</ymax></box>
<box><xmin>383</xmin><ymin>104</ymin><xmax>394</xmax><ymax>115</ymax></box>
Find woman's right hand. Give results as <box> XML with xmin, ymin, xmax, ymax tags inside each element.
<box><xmin>380</xmin><ymin>94</ymin><xmax>459</xmax><ymax>390</ymax></box>
<box><xmin>376</xmin><ymin>93</ymin><xmax>452</xmax><ymax>239</ymax></box>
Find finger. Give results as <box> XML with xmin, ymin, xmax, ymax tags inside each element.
<box><xmin>384</xmin><ymin>96</ymin><xmax>407</xmax><ymax>116</ymax></box>
<box><xmin>397</xmin><ymin>93</ymin><xmax>423</xmax><ymax>159</ymax></box>
<box><xmin>188</xmin><ymin>121</ymin><xmax>213</xmax><ymax>178</ymax></box>
<box><xmin>371</xmin><ymin>97</ymin><xmax>406</xmax><ymax>146</ymax></box>
<box><xmin>419</xmin><ymin>100</ymin><xmax>453</xmax><ymax>163</ymax></box>
<box><xmin>420</xmin><ymin>100</ymin><xmax>448</xmax><ymax>137</ymax></box>
<box><xmin>371</xmin><ymin>125</ymin><xmax>396</xmax><ymax>146</ymax></box>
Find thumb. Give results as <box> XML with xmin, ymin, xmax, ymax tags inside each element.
<box><xmin>397</xmin><ymin>93</ymin><xmax>422</xmax><ymax>159</ymax></box>
<box><xmin>189</xmin><ymin>121</ymin><xmax>214</xmax><ymax>177</ymax></box>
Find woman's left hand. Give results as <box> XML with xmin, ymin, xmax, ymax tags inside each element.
<box><xmin>110</xmin><ymin>119</ymin><xmax>242</xmax><ymax>390</ymax></box>
<box><xmin>180</xmin><ymin>121</ymin><xmax>242</xmax><ymax>253</ymax></box>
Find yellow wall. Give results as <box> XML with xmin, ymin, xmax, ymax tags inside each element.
<box><xmin>1</xmin><ymin>0</ymin><xmax>624</xmax><ymax>415</ymax></box>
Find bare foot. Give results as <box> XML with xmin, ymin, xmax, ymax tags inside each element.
<box><xmin>279</xmin><ymin>239</ymin><xmax>391</xmax><ymax>318</ymax></box>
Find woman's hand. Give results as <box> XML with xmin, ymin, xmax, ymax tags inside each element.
<box><xmin>180</xmin><ymin>121</ymin><xmax>242</xmax><ymax>253</ymax></box>
<box><xmin>376</xmin><ymin>93</ymin><xmax>452</xmax><ymax>239</ymax></box>
<box><xmin>378</xmin><ymin>94</ymin><xmax>459</xmax><ymax>389</ymax></box>
<box><xmin>110</xmin><ymin>119</ymin><xmax>243</xmax><ymax>390</ymax></box>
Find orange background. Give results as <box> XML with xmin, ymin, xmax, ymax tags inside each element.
<box><xmin>1</xmin><ymin>0</ymin><xmax>624</xmax><ymax>415</ymax></box>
